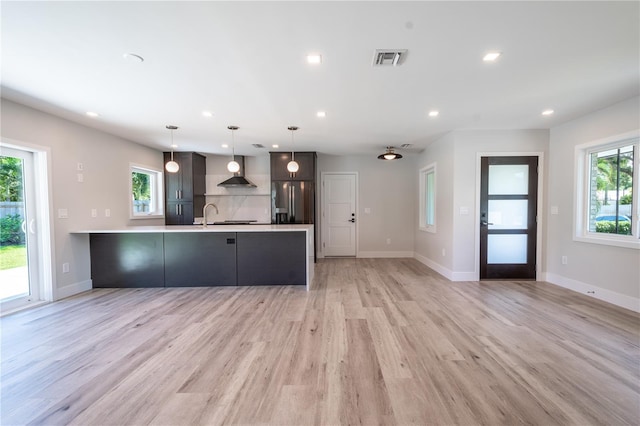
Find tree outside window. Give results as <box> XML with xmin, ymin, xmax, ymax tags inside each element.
<box><xmin>130</xmin><ymin>165</ymin><xmax>163</xmax><ymax>218</ymax></box>
<box><xmin>588</xmin><ymin>144</ymin><xmax>634</xmax><ymax>235</ymax></box>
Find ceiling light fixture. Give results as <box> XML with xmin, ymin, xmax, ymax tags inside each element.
<box><xmin>227</xmin><ymin>125</ymin><xmax>240</xmax><ymax>173</ymax></box>
<box><xmin>221</xmin><ymin>144</ymin><xmax>229</xmax><ymax>148</ymax></box>
<box><xmin>122</xmin><ymin>53</ymin><xmax>144</xmax><ymax>63</ymax></box>
<box><xmin>483</xmin><ymin>52</ymin><xmax>502</xmax><ymax>62</ymax></box>
<box><xmin>378</xmin><ymin>146</ymin><xmax>403</xmax><ymax>161</ymax></box>
<box><xmin>287</xmin><ymin>126</ymin><xmax>300</xmax><ymax>173</ymax></box>
<box><xmin>306</xmin><ymin>54</ymin><xmax>322</xmax><ymax>64</ymax></box>
<box><xmin>165</xmin><ymin>125</ymin><xmax>180</xmax><ymax>173</ymax></box>
<box><xmin>317</xmin><ymin>111</ymin><xmax>326</xmax><ymax>118</ymax></box>
<box><xmin>542</xmin><ymin>109</ymin><xmax>554</xmax><ymax>116</ymax></box>
<box><xmin>272</xmin><ymin>144</ymin><xmax>279</xmax><ymax>148</ymax></box>
<box><xmin>428</xmin><ymin>110</ymin><xmax>439</xmax><ymax>117</ymax></box>
<box><xmin>202</xmin><ymin>111</ymin><xmax>213</xmax><ymax>117</ymax></box>
<box><xmin>86</xmin><ymin>111</ymin><xmax>99</xmax><ymax>118</ymax></box>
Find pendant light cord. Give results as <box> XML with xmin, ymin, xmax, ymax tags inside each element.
<box><xmin>170</xmin><ymin>128</ymin><xmax>175</xmax><ymax>161</ymax></box>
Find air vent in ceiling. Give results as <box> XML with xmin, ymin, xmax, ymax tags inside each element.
<box><xmin>401</xmin><ymin>143</ymin><xmax>413</xmax><ymax>149</ymax></box>
<box><xmin>252</xmin><ymin>143</ymin><xmax>265</xmax><ymax>148</ymax></box>
<box><xmin>372</xmin><ymin>49</ymin><xmax>407</xmax><ymax>66</ymax></box>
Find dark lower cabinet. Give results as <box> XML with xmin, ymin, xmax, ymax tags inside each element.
<box><xmin>89</xmin><ymin>231</ymin><xmax>307</xmax><ymax>288</ymax></box>
<box><xmin>236</xmin><ymin>232</ymin><xmax>306</xmax><ymax>286</ymax></box>
<box><xmin>90</xmin><ymin>233</ymin><xmax>165</xmax><ymax>288</ymax></box>
<box><xmin>164</xmin><ymin>232</ymin><xmax>237</xmax><ymax>286</ymax></box>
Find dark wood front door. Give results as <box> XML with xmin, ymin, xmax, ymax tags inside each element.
<box><xmin>480</xmin><ymin>156</ymin><xmax>538</xmax><ymax>280</ymax></box>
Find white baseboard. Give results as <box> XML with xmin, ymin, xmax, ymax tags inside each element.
<box><xmin>413</xmin><ymin>253</ymin><xmax>453</xmax><ymax>280</ymax></box>
<box><xmin>357</xmin><ymin>251</ymin><xmax>414</xmax><ymax>258</ymax></box>
<box><xmin>543</xmin><ymin>272</ymin><xmax>640</xmax><ymax>313</ymax></box>
<box><xmin>55</xmin><ymin>279</ymin><xmax>92</xmax><ymax>301</ymax></box>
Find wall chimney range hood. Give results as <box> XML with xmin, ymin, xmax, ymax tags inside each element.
<box><xmin>217</xmin><ymin>156</ymin><xmax>257</xmax><ymax>187</ymax></box>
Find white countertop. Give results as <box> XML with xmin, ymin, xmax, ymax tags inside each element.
<box><xmin>72</xmin><ymin>224</ymin><xmax>314</xmax><ymax>234</ymax></box>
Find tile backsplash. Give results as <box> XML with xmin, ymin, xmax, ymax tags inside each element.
<box><xmin>201</xmin><ymin>173</ymin><xmax>271</xmax><ymax>223</ymax></box>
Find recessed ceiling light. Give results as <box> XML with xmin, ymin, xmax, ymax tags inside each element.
<box><xmin>542</xmin><ymin>109</ymin><xmax>554</xmax><ymax>116</ymax></box>
<box><xmin>221</xmin><ymin>144</ymin><xmax>229</xmax><ymax>149</ymax></box>
<box><xmin>85</xmin><ymin>111</ymin><xmax>99</xmax><ymax>118</ymax></box>
<box><xmin>272</xmin><ymin>144</ymin><xmax>279</xmax><ymax>148</ymax></box>
<box><xmin>202</xmin><ymin>111</ymin><xmax>213</xmax><ymax>117</ymax></box>
<box><xmin>316</xmin><ymin>111</ymin><xmax>326</xmax><ymax>118</ymax></box>
<box><xmin>483</xmin><ymin>52</ymin><xmax>501</xmax><ymax>62</ymax></box>
<box><xmin>306</xmin><ymin>54</ymin><xmax>322</xmax><ymax>64</ymax></box>
<box><xmin>428</xmin><ymin>110</ymin><xmax>439</xmax><ymax>117</ymax></box>
<box><xmin>122</xmin><ymin>53</ymin><xmax>144</xmax><ymax>63</ymax></box>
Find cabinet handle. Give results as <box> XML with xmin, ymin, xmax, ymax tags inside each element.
<box><xmin>175</xmin><ymin>204</ymin><xmax>179</xmax><ymax>215</ymax></box>
<box><xmin>175</xmin><ymin>190</ymin><xmax>179</xmax><ymax>199</ymax></box>
<box><xmin>179</xmin><ymin>204</ymin><xmax>183</xmax><ymax>215</ymax></box>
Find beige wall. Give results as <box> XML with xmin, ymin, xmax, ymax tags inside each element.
<box><xmin>1</xmin><ymin>99</ymin><xmax>164</xmax><ymax>298</ymax></box>
<box><xmin>317</xmin><ymin>154</ymin><xmax>417</xmax><ymax>257</ymax></box>
<box><xmin>546</xmin><ymin>96</ymin><xmax>640</xmax><ymax>307</ymax></box>
<box><xmin>414</xmin><ymin>132</ymin><xmax>455</xmax><ymax>272</ymax></box>
<box><xmin>414</xmin><ymin>129</ymin><xmax>549</xmax><ymax>280</ymax></box>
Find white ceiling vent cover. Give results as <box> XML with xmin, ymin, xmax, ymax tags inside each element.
<box><xmin>372</xmin><ymin>49</ymin><xmax>407</xmax><ymax>66</ymax></box>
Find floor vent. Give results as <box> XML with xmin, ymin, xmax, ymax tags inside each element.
<box><xmin>372</xmin><ymin>49</ymin><xmax>407</xmax><ymax>66</ymax></box>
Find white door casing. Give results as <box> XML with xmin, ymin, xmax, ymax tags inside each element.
<box><xmin>322</xmin><ymin>173</ymin><xmax>357</xmax><ymax>257</ymax></box>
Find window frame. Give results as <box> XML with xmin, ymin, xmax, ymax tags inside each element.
<box><xmin>574</xmin><ymin>130</ymin><xmax>639</xmax><ymax>249</ymax></box>
<box><xmin>419</xmin><ymin>162</ymin><xmax>436</xmax><ymax>233</ymax></box>
<box><xmin>129</xmin><ymin>163</ymin><xmax>164</xmax><ymax>219</ymax></box>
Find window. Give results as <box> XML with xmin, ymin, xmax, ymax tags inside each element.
<box><xmin>575</xmin><ymin>132</ymin><xmax>639</xmax><ymax>248</ymax></box>
<box><xmin>419</xmin><ymin>163</ymin><xmax>436</xmax><ymax>232</ymax></box>
<box><xmin>130</xmin><ymin>164</ymin><xmax>164</xmax><ymax>219</ymax></box>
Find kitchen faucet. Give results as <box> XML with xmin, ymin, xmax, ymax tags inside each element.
<box><xmin>202</xmin><ymin>203</ymin><xmax>219</xmax><ymax>228</ymax></box>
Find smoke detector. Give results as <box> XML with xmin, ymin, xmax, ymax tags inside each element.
<box><xmin>372</xmin><ymin>49</ymin><xmax>407</xmax><ymax>66</ymax></box>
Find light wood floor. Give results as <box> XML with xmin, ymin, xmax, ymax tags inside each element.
<box><xmin>2</xmin><ymin>258</ymin><xmax>639</xmax><ymax>425</ymax></box>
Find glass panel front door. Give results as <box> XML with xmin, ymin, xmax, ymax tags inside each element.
<box><xmin>480</xmin><ymin>156</ymin><xmax>538</xmax><ymax>279</ymax></box>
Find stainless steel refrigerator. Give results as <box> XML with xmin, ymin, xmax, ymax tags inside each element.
<box><xmin>271</xmin><ymin>181</ymin><xmax>315</xmax><ymax>224</ymax></box>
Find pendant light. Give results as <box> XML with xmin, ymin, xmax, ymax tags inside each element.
<box><xmin>227</xmin><ymin>125</ymin><xmax>240</xmax><ymax>173</ymax></box>
<box><xmin>165</xmin><ymin>125</ymin><xmax>180</xmax><ymax>173</ymax></box>
<box><xmin>377</xmin><ymin>146</ymin><xmax>403</xmax><ymax>160</ymax></box>
<box><xmin>287</xmin><ymin>126</ymin><xmax>299</xmax><ymax>173</ymax></box>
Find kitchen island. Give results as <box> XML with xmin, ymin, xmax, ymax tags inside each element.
<box><xmin>73</xmin><ymin>224</ymin><xmax>314</xmax><ymax>290</ymax></box>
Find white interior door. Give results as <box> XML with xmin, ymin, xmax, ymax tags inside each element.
<box><xmin>322</xmin><ymin>173</ymin><xmax>356</xmax><ymax>256</ymax></box>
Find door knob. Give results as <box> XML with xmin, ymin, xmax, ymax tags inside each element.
<box><xmin>481</xmin><ymin>221</ymin><xmax>493</xmax><ymax>226</ymax></box>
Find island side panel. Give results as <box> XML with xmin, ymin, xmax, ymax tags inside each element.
<box><xmin>236</xmin><ymin>231</ymin><xmax>306</xmax><ymax>286</ymax></box>
<box><xmin>164</xmin><ymin>232</ymin><xmax>237</xmax><ymax>286</ymax></box>
<box><xmin>90</xmin><ymin>233</ymin><xmax>165</xmax><ymax>288</ymax></box>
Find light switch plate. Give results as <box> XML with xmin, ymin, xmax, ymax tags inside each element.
<box><xmin>58</xmin><ymin>208</ymin><xmax>68</xmax><ymax>219</ymax></box>
<box><xmin>551</xmin><ymin>206</ymin><xmax>559</xmax><ymax>215</ymax></box>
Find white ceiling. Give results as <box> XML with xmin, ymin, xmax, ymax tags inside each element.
<box><xmin>2</xmin><ymin>1</ymin><xmax>638</xmax><ymax>157</ymax></box>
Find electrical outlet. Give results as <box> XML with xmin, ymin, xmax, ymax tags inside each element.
<box><xmin>77</xmin><ymin>173</ymin><xmax>84</xmax><ymax>183</ymax></box>
<box><xmin>77</xmin><ymin>162</ymin><xmax>84</xmax><ymax>171</ymax></box>
<box><xmin>91</xmin><ymin>209</ymin><xmax>97</xmax><ymax>218</ymax></box>
<box><xmin>62</xmin><ymin>262</ymin><xmax>70</xmax><ymax>273</ymax></box>
<box><xmin>386</xmin><ymin>238</ymin><xmax>391</xmax><ymax>245</ymax></box>
<box><xmin>442</xmin><ymin>248</ymin><xmax>446</xmax><ymax>257</ymax></box>
<box><xmin>105</xmin><ymin>209</ymin><xmax>111</xmax><ymax>217</ymax></box>
<box><xmin>562</xmin><ymin>256</ymin><xmax>568</xmax><ymax>265</ymax></box>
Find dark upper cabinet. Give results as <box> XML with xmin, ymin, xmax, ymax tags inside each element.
<box><xmin>270</xmin><ymin>152</ymin><xmax>316</xmax><ymax>181</ymax></box>
<box><xmin>163</xmin><ymin>152</ymin><xmax>206</xmax><ymax>225</ymax></box>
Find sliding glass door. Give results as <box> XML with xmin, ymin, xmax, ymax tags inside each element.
<box><xmin>1</xmin><ymin>146</ymin><xmax>40</xmax><ymax>311</ymax></box>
